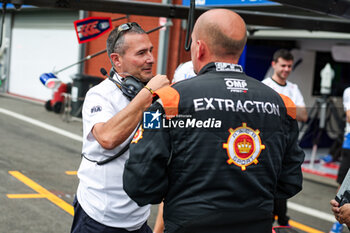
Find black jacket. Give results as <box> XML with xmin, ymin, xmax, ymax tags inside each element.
<box><xmin>123</xmin><ymin>62</ymin><xmax>305</xmax><ymax>233</ymax></box>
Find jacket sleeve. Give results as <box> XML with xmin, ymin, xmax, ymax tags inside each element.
<box><xmin>123</xmin><ymin>102</ymin><xmax>171</xmax><ymax>206</ymax></box>
<box><xmin>275</xmin><ymin>94</ymin><xmax>305</xmax><ymax>199</ymax></box>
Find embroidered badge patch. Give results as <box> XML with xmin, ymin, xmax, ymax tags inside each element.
<box><xmin>132</xmin><ymin>126</ymin><xmax>144</xmax><ymax>144</ymax></box>
<box><xmin>223</xmin><ymin>123</ymin><xmax>265</xmax><ymax>171</ymax></box>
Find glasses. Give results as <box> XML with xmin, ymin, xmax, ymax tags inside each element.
<box><xmin>112</xmin><ymin>22</ymin><xmax>141</xmax><ymax>48</ymax></box>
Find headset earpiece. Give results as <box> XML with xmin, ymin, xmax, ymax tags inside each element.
<box><xmin>121</xmin><ymin>76</ymin><xmax>145</xmax><ymax>98</ymax></box>
<box><xmin>108</xmin><ymin>67</ymin><xmax>145</xmax><ymax>100</ymax></box>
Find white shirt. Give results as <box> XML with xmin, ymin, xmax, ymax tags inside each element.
<box><xmin>343</xmin><ymin>87</ymin><xmax>350</xmax><ymax>135</ymax></box>
<box><xmin>172</xmin><ymin>61</ymin><xmax>196</xmax><ymax>83</ymax></box>
<box><xmin>262</xmin><ymin>77</ymin><xmax>306</xmax><ymax>107</ymax></box>
<box><xmin>76</xmin><ymin>75</ymin><xmax>150</xmax><ymax>230</ymax></box>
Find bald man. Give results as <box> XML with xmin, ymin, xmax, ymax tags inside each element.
<box><xmin>123</xmin><ymin>9</ymin><xmax>304</xmax><ymax>233</ymax></box>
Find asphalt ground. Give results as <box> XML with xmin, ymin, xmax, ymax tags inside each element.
<box><xmin>0</xmin><ymin>93</ymin><xmax>346</xmax><ymax>233</ymax></box>
<box><xmin>0</xmin><ymin>94</ymin><xmax>160</xmax><ymax>232</ymax></box>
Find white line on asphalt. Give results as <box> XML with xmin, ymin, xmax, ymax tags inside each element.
<box><xmin>288</xmin><ymin>201</ymin><xmax>335</xmax><ymax>223</ymax></box>
<box><xmin>0</xmin><ymin>108</ymin><xmax>83</xmax><ymax>142</ymax></box>
<box><xmin>0</xmin><ymin>107</ymin><xmax>339</xmax><ymax>223</ymax></box>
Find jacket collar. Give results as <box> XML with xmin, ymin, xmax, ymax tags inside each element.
<box><xmin>197</xmin><ymin>62</ymin><xmax>243</xmax><ymax>75</ymax></box>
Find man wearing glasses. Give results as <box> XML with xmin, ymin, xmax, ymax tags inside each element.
<box><xmin>70</xmin><ymin>22</ymin><xmax>169</xmax><ymax>233</ymax></box>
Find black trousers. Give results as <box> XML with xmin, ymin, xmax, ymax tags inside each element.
<box><xmin>273</xmin><ymin>198</ymin><xmax>289</xmax><ymax>226</ymax></box>
<box><xmin>337</xmin><ymin>148</ymin><xmax>350</xmax><ymax>185</ymax></box>
<box><xmin>70</xmin><ymin>197</ymin><xmax>153</xmax><ymax>233</ymax></box>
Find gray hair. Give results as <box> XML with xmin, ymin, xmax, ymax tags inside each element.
<box><xmin>106</xmin><ymin>23</ymin><xmax>146</xmax><ymax>66</ymax></box>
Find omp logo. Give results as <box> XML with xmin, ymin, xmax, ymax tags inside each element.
<box><xmin>224</xmin><ymin>78</ymin><xmax>248</xmax><ymax>93</ymax></box>
<box><xmin>143</xmin><ymin>110</ymin><xmax>162</xmax><ymax>129</ymax></box>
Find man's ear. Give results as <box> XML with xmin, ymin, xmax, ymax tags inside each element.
<box><xmin>110</xmin><ymin>53</ymin><xmax>122</xmax><ymax>68</ymax></box>
<box><xmin>271</xmin><ymin>61</ymin><xmax>276</xmax><ymax>69</ymax></box>
<box><xmin>197</xmin><ymin>40</ymin><xmax>206</xmax><ymax>60</ymax></box>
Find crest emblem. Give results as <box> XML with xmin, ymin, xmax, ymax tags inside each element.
<box><xmin>132</xmin><ymin>126</ymin><xmax>144</xmax><ymax>144</ymax></box>
<box><xmin>223</xmin><ymin>123</ymin><xmax>265</xmax><ymax>171</ymax></box>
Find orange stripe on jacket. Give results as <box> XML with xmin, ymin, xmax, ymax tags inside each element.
<box><xmin>154</xmin><ymin>86</ymin><xmax>180</xmax><ymax>119</ymax></box>
<box><xmin>279</xmin><ymin>94</ymin><xmax>296</xmax><ymax>119</ymax></box>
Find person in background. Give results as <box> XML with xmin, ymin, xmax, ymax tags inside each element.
<box><xmin>172</xmin><ymin>60</ymin><xmax>196</xmax><ymax>83</ymax></box>
<box><xmin>329</xmin><ymin>86</ymin><xmax>350</xmax><ymax>233</ymax></box>
<box><xmin>0</xmin><ymin>38</ymin><xmax>9</xmax><ymax>86</ymax></box>
<box><xmin>153</xmin><ymin>202</ymin><xmax>165</xmax><ymax>233</ymax></box>
<box><xmin>330</xmin><ymin>200</ymin><xmax>350</xmax><ymax>231</ymax></box>
<box><xmin>262</xmin><ymin>49</ymin><xmax>308</xmax><ymax>123</ymax></box>
<box><xmin>70</xmin><ymin>22</ymin><xmax>169</xmax><ymax>233</ymax></box>
<box><xmin>262</xmin><ymin>49</ymin><xmax>308</xmax><ymax>227</ymax></box>
<box><xmin>123</xmin><ymin>9</ymin><xmax>304</xmax><ymax>233</ymax></box>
